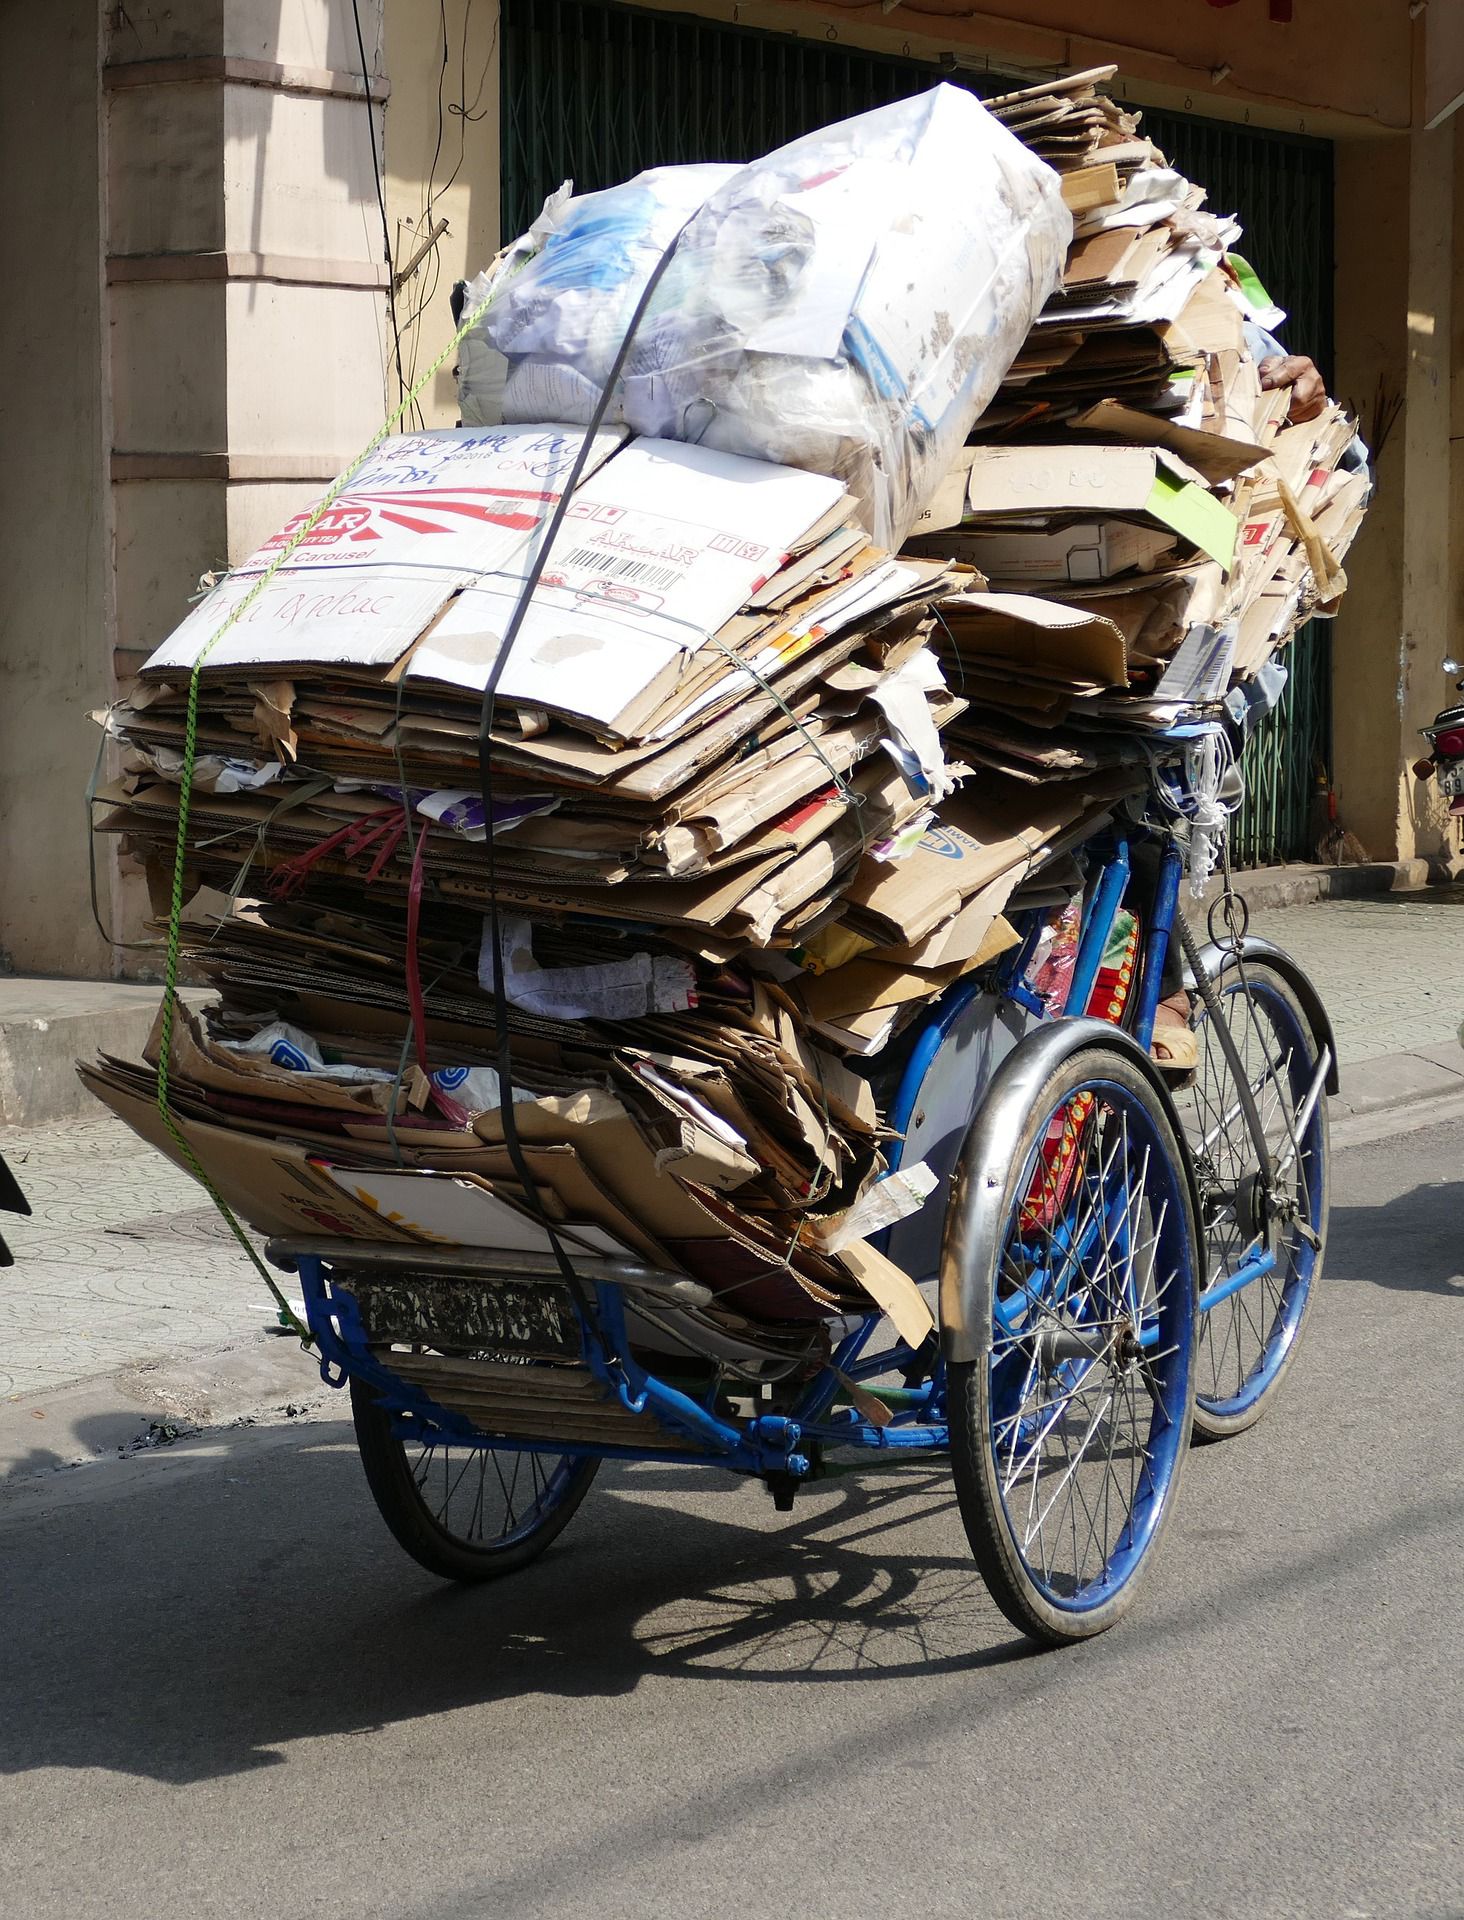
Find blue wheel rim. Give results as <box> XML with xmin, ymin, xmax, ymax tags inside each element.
<box><xmin>987</xmin><ymin>1078</ymin><xmax>1196</xmax><ymax>1613</ymax></box>
<box><xmin>1183</xmin><ymin>976</ymin><xmax>1324</xmax><ymax>1419</ymax></box>
<box><xmin>394</xmin><ymin>1422</ymin><xmax>586</xmax><ymax>1552</ymax></box>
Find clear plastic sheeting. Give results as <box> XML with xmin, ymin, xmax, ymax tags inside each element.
<box><xmin>458</xmin><ymin>87</ymin><xmax>1070</xmax><ymax>548</ymax></box>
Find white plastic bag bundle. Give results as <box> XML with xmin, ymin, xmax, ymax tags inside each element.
<box><xmin>458</xmin><ymin>86</ymin><xmax>1070</xmax><ymax>548</ymax></box>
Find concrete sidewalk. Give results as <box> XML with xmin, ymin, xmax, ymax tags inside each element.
<box><xmin>1</xmin><ymin>881</ymin><xmax>1461</xmax><ymax>1474</ymax></box>
<box><xmin>1246</xmin><ymin>884</ymin><xmax>1464</xmax><ymax>1113</ymax></box>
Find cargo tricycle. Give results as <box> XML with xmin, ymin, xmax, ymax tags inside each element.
<box><xmin>275</xmin><ymin>762</ymin><xmax>1333</xmax><ymax>1647</ymax></box>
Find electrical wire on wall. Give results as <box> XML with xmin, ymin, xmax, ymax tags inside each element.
<box><xmin>391</xmin><ymin>0</ymin><xmax>499</xmax><ymax>415</ymax></box>
<box><xmin>349</xmin><ymin>0</ymin><xmax>415</xmax><ymax>424</ymax></box>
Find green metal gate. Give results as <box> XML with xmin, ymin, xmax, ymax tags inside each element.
<box><xmin>500</xmin><ymin>0</ymin><xmax>1336</xmax><ymax>865</ymax></box>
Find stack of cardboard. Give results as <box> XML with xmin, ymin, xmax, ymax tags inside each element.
<box><xmin>83</xmin><ymin>77</ymin><xmax>1367</xmax><ymax>1367</ymax></box>
<box><xmin>88</xmin><ymin>425</ymin><xmax>1140</xmax><ymax>1357</ymax></box>
<box><xmin>987</xmin><ymin>65</ymin><xmax>1154</xmax><ymax>182</ymax></box>
<box><xmin>905</xmin><ymin>84</ymin><xmax>1367</xmax><ymax>763</ymax></box>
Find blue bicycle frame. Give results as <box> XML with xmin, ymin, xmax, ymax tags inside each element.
<box><xmin>287</xmin><ymin>818</ymin><xmax>1270</xmax><ymax>1485</ymax></box>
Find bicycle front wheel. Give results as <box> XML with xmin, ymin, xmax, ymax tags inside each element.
<box><xmin>1175</xmin><ymin>959</ymin><xmax>1329</xmax><ymax>1439</ymax></box>
<box><xmin>948</xmin><ymin>1045</ymin><xmax>1200</xmax><ymax>1646</ymax></box>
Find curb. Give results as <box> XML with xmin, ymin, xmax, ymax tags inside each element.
<box><xmin>0</xmin><ymin>980</ymin><xmax>211</xmax><ymax>1129</ymax></box>
<box><xmin>0</xmin><ymin>1330</ymin><xmax>329</xmax><ymax>1485</ymax></box>
<box><xmin>1330</xmin><ymin>1041</ymin><xmax>1464</xmax><ymax>1121</ymax></box>
<box><xmin>1196</xmin><ymin>858</ymin><xmax>1450</xmax><ymax>916</ymax></box>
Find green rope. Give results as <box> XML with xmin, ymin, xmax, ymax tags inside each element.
<box><xmin>149</xmin><ymin>283</ymin><xmax>507</xmax><ymax>1345</ymax></box>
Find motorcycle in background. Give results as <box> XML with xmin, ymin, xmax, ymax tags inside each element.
<box><xmin>1415</xmin><ymin>656</ymin><xmax>1464</xmax><ymax>813</ymax></box>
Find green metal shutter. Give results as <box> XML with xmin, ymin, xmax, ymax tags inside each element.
<box><xmin>500</xmin><ymin>0</ymin><xmax>1336</xmax><ymax>866</ymax></box>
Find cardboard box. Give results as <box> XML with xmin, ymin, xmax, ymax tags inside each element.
<box><xmin>921</xmin><ymin>518</ymin><xmax>1178</xmax><ymax>586</ymax></box>
<box><xmin>963</xmin><ymin>445</ymin><xmax>1237</xmax><ymax>569</ymax></box>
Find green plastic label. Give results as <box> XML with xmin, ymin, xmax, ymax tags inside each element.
<box><xmin>1145</xmin><ymin>468</ymin><xmax>1238</xmax><ymax>568</ymax></box>
<box><xmin>1226</xmin><ymin>251</ymin><xmax>1275</xmax><ymax>316</ymax></box>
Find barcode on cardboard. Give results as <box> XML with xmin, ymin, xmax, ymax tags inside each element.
<box><xmin>559</xmin><ymin>548</ymin><xmax>683</xmax><ymax>592</ymax></box>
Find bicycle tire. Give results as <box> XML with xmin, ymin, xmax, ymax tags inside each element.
<box><xmin>948</xmin><ymin>1044</ymin><xmax>1200</xmax><ymax>1646</ymax></box>
<box><xmin>1176</xmin><ymin>959</ymin><xmax>1329</xmax><ymax>1440</ymax></box>
<box><xmin>351</xmin><ymin>1378</ymin><xmax>599</xmax><ymax>1583</ymax></box>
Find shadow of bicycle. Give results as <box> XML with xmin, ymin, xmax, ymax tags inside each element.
<box><xmin>1330</xmin><ymin>1179</ymin><xmax>1464</xmax><ymax>1296</ymax></box>
<box><xmin>0</xmin><ymin>1425</ymin><xmax>1030</xmax><ymax>1787</ymax></box>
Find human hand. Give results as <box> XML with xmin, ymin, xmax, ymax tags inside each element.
<box><xmin>1258</xmin><ymin>353</ymin><xmax>1327</xmax><ymax>424</ymax></box>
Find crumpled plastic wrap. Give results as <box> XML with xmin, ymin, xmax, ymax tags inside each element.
<box><xmin>458</xmin><ymin>86</ymin><xmax>1071</xmax><ymax>548</ymax></box>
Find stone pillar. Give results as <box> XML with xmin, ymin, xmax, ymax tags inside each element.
<box><xmin>1331</xmin><ymin>120</ymin><xmax>1459</xmax><ymax>868</ymax></box>
<box><xmin>98</xmin><ymin>0</ymin><xmax>396</xmax><ymax>961</ymax></box>
<box><xmin>0</xmin><ymin>1</ymin><xmax>110</xmax><ymax>976</ymax></box>
<box><xmin>105</xmin><ymin>0</ymin><xmax>393</xmax><ymax>682</ymax></box>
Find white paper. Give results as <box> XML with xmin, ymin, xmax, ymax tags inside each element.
<box><xmin>870</xmin><ymin>647</ymin><xmax>952</xmax><ymax>799</ymax></box>
<box><xmin>481</xmin><ymin>917</ymin><xmax>697</xmax><ymax>1022</ymax></box>
<box><xmin>1154</xmin><ymin>621</ymin><xmax>1238</xmax><ymax>704</ymax></box>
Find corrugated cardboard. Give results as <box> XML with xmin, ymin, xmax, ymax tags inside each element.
<box><xmin>938</xmin><ymin>591</ymin><xmax>1129</xmax><ymax>688</ymax></box>
<box><xmin>921</xmin><ymin>519</ymin><xmax>1177</xmax><ymax>586</ymax></box>
<box><xmin>959</xmin><ymin>445</ymin><xmax>1237</xmax><ymax>569</ymax></box>
<box><xmin>1068</xmin><ymin>400</ymin><xmax>1270</xmax><ymax>484</ymax></box>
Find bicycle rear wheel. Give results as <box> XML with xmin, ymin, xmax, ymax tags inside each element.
<box><xmin>351</xmin><ymin>1378</ymin><xmax>599</xmax><ymax>1582</ymax></box>
<box><xmin>948</xmin><ymin>1045</ymin><xmax>1200</xmax><ymax>1646</ymax></box>
<box><xmin>1174</xmin><ymin>959</ymin><xmax>1328</xmax><ymax>1439</ymax></box>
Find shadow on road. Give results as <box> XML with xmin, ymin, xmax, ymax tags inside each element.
<box><xmin>0</xmin><ymin>1424</ymin><xmax>1031</xmax><ymax>1786</ymax></box>
<box><xmin>1331</xmin><ymin>1180</ymin><xmax>1464</xmax><ymax>1296</ymax></box>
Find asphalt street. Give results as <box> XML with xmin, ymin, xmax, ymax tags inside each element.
<box><xmin>0</xmin><ymin>1108</ymin><xmax>1460</xmax><ymax>1920</ymax></box>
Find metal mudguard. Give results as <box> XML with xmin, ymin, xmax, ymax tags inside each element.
<box><xmin>1181</xmin><ymin>935</ymin><xmax>1340</xmax><ymax>1095</ymax></box>
<box><xmin>939</xmin><ymin>1017</ymin><xmax>1202</xmax><ymax>1366</ymax></box>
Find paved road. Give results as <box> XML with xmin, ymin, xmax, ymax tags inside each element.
<box><xmin>0</xmin><ymin>1109</ymin><xmax>1459</xmax><ymax>1920</ymax></box>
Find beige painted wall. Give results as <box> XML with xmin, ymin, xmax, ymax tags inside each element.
<box><xmin>382</xmin><ymin>0</ymin><xmax>502</xmax><ymax>426</ymax></box>
<box><xmin>0</xmin><ymin>0</ymin><xmax>112</xmax><ymax>976</ymax></box>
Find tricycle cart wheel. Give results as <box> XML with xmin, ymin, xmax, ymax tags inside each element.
<box><xmin>948</xmin><ymin>1045</ymin><xmax>1200</xmax><ymax>1645</ymax></box>
<box><xmin>351</xmin><ymin>1379</ymin><xmax>599</xmax><ymax>1583</ymax></box>
<box><xmin>1176</xmin><ymin>960</ymin><xmax>1329</xmax><ymax>1440</ymax></box>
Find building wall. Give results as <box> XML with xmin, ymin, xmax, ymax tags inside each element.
<box><xmin>0</xmin><ymin>0</ymin><xmax>110</xmax><ymax>977</ymax></box>
<box><xmin>105</xmin><ymin>0</ymin><xmax>392</xmax><ymax>691</ymax></box>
